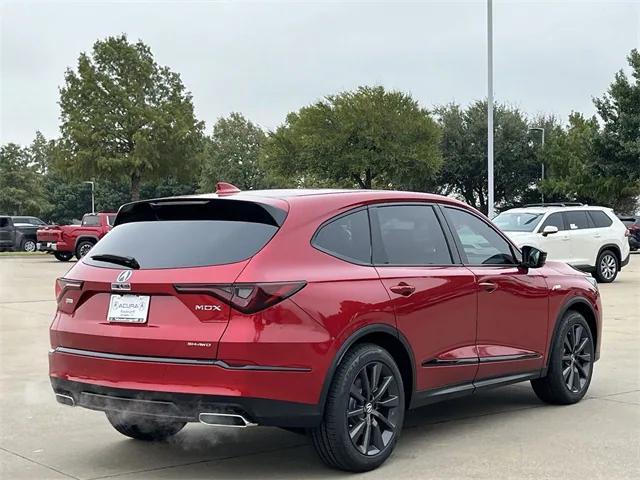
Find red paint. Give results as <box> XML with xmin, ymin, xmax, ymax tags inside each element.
<box><xmin>49</xmin><ymin>189</ymin><xmax>602</xmax><ymax>413</ymax></box>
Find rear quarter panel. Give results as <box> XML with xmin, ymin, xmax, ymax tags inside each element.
<box><xmin>230</xmin><ymin>196</ymin><xmax>396</xmax><ymax>403</ymax></box>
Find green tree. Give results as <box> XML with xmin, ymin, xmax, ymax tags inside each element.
<box><xmin>200</xmin><ymin>113</ymin><xmax>267</xmax><ymax>192</ymax></box>
<box><xmin>263</xmin><ymin>86</ymin><xmax>442</xmax><ymax>190</ymax></box>
<box><xmin>0</xmin><ymin>143</ymin><xmax>48</xmax><ymax>215</ymax></box>
<box><xmin>541</xmin><ymin>50</ymin><xmax>640</xmax><ymax>213</ymax></box>
<box><xmin>541</xmin><ymin>113</ymin><xmax>602</xmax><ymax>204</ymax></box>
<box><xmin>437</xmin><ymin>101</ymin><xmax>538</xmax><ymax>213</ymax></box>
<box><xmin>57</xmin><ymin>34</ymin><xmax>204</xmax><ymax>201</ymax></box>
<box><xmin>592</xmin><ymin>49</ymin><xmax>640</xmax><ymax>212</ymax></box>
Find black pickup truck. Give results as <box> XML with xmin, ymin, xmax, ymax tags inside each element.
<box><xmin>0</xmin><ymin>216</ymin><xmax>44</xmax><ymax>252</ymax></box>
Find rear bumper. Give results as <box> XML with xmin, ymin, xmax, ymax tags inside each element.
<box><xmin>621</xmin><ymin>250</ymin><xmax>631</xmax><ymax>267</ymax></box>
<box><xmin>50</xmin><ymin>377</ymin><xmax>321</xmax><ymax>427</ymax></box>
<box><xmin>48</xmin><ymin>348</ymin><xmax>324</xmax><ymax>427</ymax></box>
<box><xmin>37</xmin><ymin>242</ymin><xmax>56</xmax><ymax>252</ymax></box>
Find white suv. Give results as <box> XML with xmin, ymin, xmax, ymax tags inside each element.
<box><xmin>493</xmin><ymin>204</ymin><xmax>630</xmax><ymax>283</ymax></box>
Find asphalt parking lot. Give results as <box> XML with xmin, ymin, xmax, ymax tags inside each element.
<box><xmin>1</xmin><ymin>254</ymin><xmax>639</xmax><ymax>480</ymax></box>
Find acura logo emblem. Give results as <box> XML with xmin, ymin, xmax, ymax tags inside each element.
<box><xmin>116</xmin><ymin>270</ymin><xmax>132</xmax><ymax>283</ymax></box>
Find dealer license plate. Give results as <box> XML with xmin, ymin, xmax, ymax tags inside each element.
<box><xmin>107</xmin><ymin>294</ymin><xmax>150</xmax><ymax>324</ymax></box>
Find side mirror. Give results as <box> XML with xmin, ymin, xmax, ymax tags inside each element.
<box><xmin>521</xmin><ymin>245</ymin><xmax>547</xmax><ymax>269</ymax></box>
<box><xmin>541</xmin><ymin>225</ymin><xmax>558</xmax><ymax>237</ymax></box>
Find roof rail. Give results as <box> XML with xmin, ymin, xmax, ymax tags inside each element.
<box><xmin>215</xmin><ymin>182</ymin><xmax>241</xmax><ymax>196</ymax></box>
<box><xmin>524</xmin><ymin>202</ymin><xmax>584</xmax><ymax>207</ymax></box>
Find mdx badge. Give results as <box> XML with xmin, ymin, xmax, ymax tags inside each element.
<box><xmin>112</xmin><ymin>270</ymin><xmax>132</xmax><ymax>291</ymax></box>
<box><xmin>195</xmin><ymin>304</ymin><xmax>222</xmax><ymax>311</ymax></box>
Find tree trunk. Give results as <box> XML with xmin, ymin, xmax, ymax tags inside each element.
<box><xmin>131</xmin><ymin>172</ymin><xmax>141</xmax><ymax>201</ymax></box>
<box><xmin>364</xmin><ymin>167</ymin><xmax>372</xmax><ymax>189</ymax></box>
<box><xmin>352</xmin><ymin>173</ymin><xmax>367</xmax><ymax>189</ymax></box>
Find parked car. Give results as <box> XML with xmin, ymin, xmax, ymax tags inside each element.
<box><xmin>37</xmin><ymin>212</ymin><xmax>116</xmax><ymax>261</ymax></box>
<box><xmin>618</xmin><ymin>216</ymin><xmax>639</xmax><ymax>251</ymax></box>
<box><xmin>0</xmin><ymin>215</ymin><xmax>41</xmax><ymax>252</ymax></box>
<box><xmin>494</xmin><ymin>204</ymin><xmax>630</xmax><ymax>283</ymax></box>
<box><xmin>49</xmin><ymin>186</ymin><xmax>602</xmax><ymax>472</ymax></box>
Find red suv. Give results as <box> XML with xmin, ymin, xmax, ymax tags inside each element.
<box><xmin>49</xmin><ymin>187</ymin><xmax>601</xmax><ymax>472</ymax></box>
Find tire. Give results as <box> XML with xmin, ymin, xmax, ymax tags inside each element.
<box><xmin>54</xmin><ymin>251</ymin><xmax>73</xmax><ymax>262</ymax></box>
<box><xmin>21</xmin><ymin>239</ymin><xmax>37</xmax><ymax>253</ymax></box>
<box><xmin>594</xmin><ymin>249</ymin><xmax>618</xmax><ymax>283</ymax></box>
<box><xmin>105</xmin><ymin>411</ymin><xmax>186</xmax><ymax>441</ymax></box>
<box><xmin>531</xmin><ymin>310</ymin><xmax>594</xmax><ymax>405</ymax></box>
<box><xmin>75</xmin><ymin>240</ymin><xmax>95</xmax><ymax>259</ymax></box>
<box><xmin>310</xmin><ymin>343</ymin><xmax>405</xmax><ymax>472</ymax></box>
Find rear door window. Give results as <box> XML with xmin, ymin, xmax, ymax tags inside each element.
<box><xmin>84</xmin><ymin>199</ymin><xmax>285</xmax><ymax>269</ymax></box>
<box><xmin>372</xmin><ymin>205</ymin><xmax>452</xmax><ymax>265</ymax></box>
<box><xmin>588</xmin><ymin>211</ymin><xmax>613</xmax><ymax>228</ymax></box>
<box><xmin>312</xmin><ymin>210</ymin><xmax>371</xmax><ymax>264</ymax></box>
<box><xmin>564</xmin><ymin>210</ymin><xmax>591</xmax><ymax>230</ymax></box>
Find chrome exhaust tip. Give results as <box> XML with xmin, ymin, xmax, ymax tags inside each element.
<box><xmin>55</xmin><ymin>393</ymin><xmax>75</xmax><ymax>407</ymax></box>
<box><xmin>198</xmin><ymin>412</ymin><xmax>257</xmax><ymax>428</ymax></box>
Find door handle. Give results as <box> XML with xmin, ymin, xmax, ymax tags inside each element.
<box><xmin>390</xmin><ymin>283</ymin><xmax>415</xmax><ymax>296</ymax></box>
<box><xmin>561</xmin><ymin>235</ymin><xmax>570</xmax><ymax>241</ymax></box>
<box><xmin>479</xmin><ymin>281</ymin><xmax>498</xmax><ymax>293</ymax></box>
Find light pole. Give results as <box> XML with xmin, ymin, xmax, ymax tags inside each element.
<box><xmin>83</xmin><ymin>181</ymin><xmax>95</xmax><ymax>214</ymax></box>
<box><xmin>528</xmin><ymin>127</ymin><xmax>545</xmax><ymax>203</ymax></box>
<box><xmin>487</xmin><ymin>0</ymin><xmax>495</xmax><ymax>218</ymax></box>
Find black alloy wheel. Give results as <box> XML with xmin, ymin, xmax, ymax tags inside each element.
<box><xmin>347</xmin><ymin>361</ymin><xmax>401</xmax><ymax>456</ymax></box>
<box><xmin>531</xmin><ymin>310</ymin><xmax>594</xmax><ymax>405</ymax></box>
<box><xmin>310</xmin><ymin>343</ymin><xmax>405</xmax><ymax>472</ymax></box>
<box><xmin>562</xmin><ymin>323</ymin><xmax>592</xmax><ymax>393</ymax></box>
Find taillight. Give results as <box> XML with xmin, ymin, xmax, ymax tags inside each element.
<box><xmin>625</xmin><ymin>228</ymin><xmax>630</xmax><ymax>237</ymax></box>
<box><xmin>55</xmin><ymin>278</ymin><xmax>84</xmax><ymax>312</ymax></box>
<box><xmin>175</xmin><ymin>282</ymin><xmax>306</xmax><ymax>314</ymax></box>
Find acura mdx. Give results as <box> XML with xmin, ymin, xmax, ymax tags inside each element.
<box><xmin>49</xmin><ymin>185</ymin><xmax>601</xmax><ymax>472</ymax></box>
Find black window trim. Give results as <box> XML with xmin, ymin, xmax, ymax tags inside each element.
<box><xmin>440</xmin><ymin>205</ymin><xmax>522</xmax><ymax>268</ymax></box>
<box><xmin>586</xmin><ymin>209</ymin><xmax>613</xmax><ymax>229</ymax></box>
<box><xmin>310</xmin><ymin>206</ymin><xmax>374</xmax><ymax>266</ymax></box>
<box><xmin>368</xmin><ymin>201</ymin><xmax>462</xmax><ymax>268</ymax></box>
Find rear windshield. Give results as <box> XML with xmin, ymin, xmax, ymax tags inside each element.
<box><xmin>84</xmin><ymin>199</ymin><xmax>284</xmax><ymax>269</ymax></box>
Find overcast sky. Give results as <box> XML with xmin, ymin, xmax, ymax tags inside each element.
<box><xmin>1</xmin><ymin>0</ymin><xmax>638</xmax><ymax>145</ymax></box>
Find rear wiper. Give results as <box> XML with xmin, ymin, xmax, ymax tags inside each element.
<box><xmin>90</xmin><ymin>254</ymin><xmax>140</xmax><ymax>269</ymax></box>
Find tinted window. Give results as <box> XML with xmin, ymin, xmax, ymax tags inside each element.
<box><xmin>588</xmin><ymin>211</ymin><xmax>613</xmax><ymax>228</ymax></box>
<box><xmin>564</xmin><ymin>210</ymin><xmax>590</xmax><ymax>230</ymax></box>
<box><xmin>313</xmin><ymin>210</ymin><xmax>371</xmax><ymax>264</ymax></box>
<box><xmin>12</xmin><ymin>217</ymin><xmax>28</xmax><ymax>224</ymax></box>
<box><xmin>84</xmin><ymin>200</ymin><xmax>285</xmax><ymax>269</ymax></box>
<box><xmin>82</xmin><ymin>215</ymin><xmax>100</xmax><ymax>227</ymax></box>
<box><xmin>373</xmin><ymin>205</ymin><xmax>452</xmax><ymax>265</ymax></box>
<box><xmin>539</xmin><ymin>212</ymin><xmax>565</xmax><ymax>232</ymax></box>
<box><xmin>0</xmin><ymin>218</ymin><xmax>9</xmax><ymax>228</ymax></box>
<box><xmin>107</xmin><ymin>215</ymin><xmax>116</xmax><ymax>226</ymax></box>
<box><xmin>445</xmin><ymin>207</ymin><xmax>517</xmax><ymax>265</ymax></box>
<box><xmin>85</xmin><ymin>221</ymin><xmax>278</xmax><ymax>269</ymax></box>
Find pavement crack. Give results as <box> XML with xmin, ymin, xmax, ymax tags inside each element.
<box><xmin>0</xmin><ymin>445</ymin><xmax>80</xmax><ymax>479</ymax></box>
